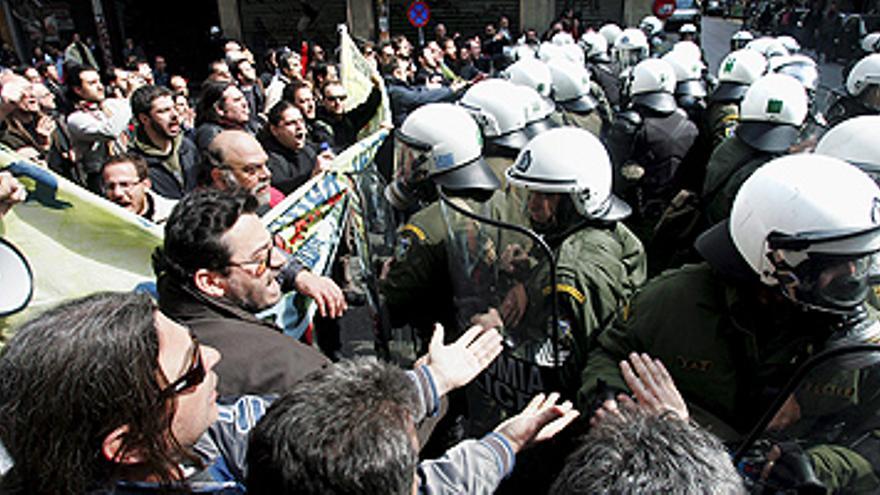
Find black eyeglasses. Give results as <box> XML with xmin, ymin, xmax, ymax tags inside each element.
<box><xmin>325</xmin><ymin>94</ymin><xmax>347</xmax><ymax>102</ymax></box>
<box><xmin>227</xmin><ymin>235</ymin><xmax>283</xmax><ymax>277</ymax></box>
<box><xmin>159</xmin><ymin>336</ymin><xmax>205</xmax><ymax>399</ymax></box>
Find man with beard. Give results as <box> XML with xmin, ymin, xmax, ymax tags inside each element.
<box><xmin>129</xmin><ymin>85</ymin><xmax>199</xmax><ymax>199</ymax></box>
<box><xmin>153</xmin><ymin>189</ymin><xmax>346</xmax><ymax>397</ymax></box>
<box><xmin>206</xmin><ymin>129</ymin><xmax>283</xmax><ymax>212</ymax></box>
<box><xmin>259</xmin><ymin>100</ymin><xmax>333</xmax><ymax>195</ymax></box>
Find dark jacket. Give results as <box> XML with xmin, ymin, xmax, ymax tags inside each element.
<box><xmin>259</xmin><ymin>131</ymin><xmax>318</xmax><ymax>195</ymax></box>
<box><xmin>157</xmin><ymin>276</ymin><xmax>331</xmax><ymax>398</ymax></box>
<box><xmin>314</xmin><ymin>85</ymin><xmax>381</xmax><ymax>151</ymax></box>
<box><xmin>385</xmin><ymin>76</ymin><xmax>456</xmax><ymax>128</ymax></box>
<box><xmin>129</xmin><ymin>130</ymin><xmax>200</xmax><ymax>200</ymax></box>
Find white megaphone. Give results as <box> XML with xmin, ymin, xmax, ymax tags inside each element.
<box><xmin>0</xmin><ymin>237</ymin><xmax>32</xmax><ymax>317</ymax></box>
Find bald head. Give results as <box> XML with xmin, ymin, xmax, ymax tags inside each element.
<box><xmin>208</xmin><ymin>130</ymin><xmax>272</xmax><ymax>206</ymax></box>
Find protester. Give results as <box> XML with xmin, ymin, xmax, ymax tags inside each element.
<box><xmin>66</xmin><ymin>64</ymin><xmax>132</xmax><ymax>192</ymax></box>
<box><xmin>153</xmin><ymin>189</ymin><xmax>346</xmax><ymax>397</ymax></box>
<box><xmin>129</xmin><ymin>84</ymin><xmax>199</xmax><ymax>199</ymax></box>
<box><xmin>101</xmin><ymin>153</ymin><xmax>176</xmax><ymax>223</ymax></box>
<box><xmin>259</xmin><ymin>100</ymin><xmax>333</xmax><ymax>194</ymax></box>
<box><xmin>314</xmin><ymin>76</ymin><xmax>382</xmax><ymax>151</ymax></box>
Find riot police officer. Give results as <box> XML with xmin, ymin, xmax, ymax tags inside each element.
<box><xmin>815</xmin><ymin>115</ymin><xmax>880</xmax><ymax>184</ymax></box>
<box><xmin>827</xmin><ymin>54</ymin><xmax>880</xmax><ymax>128</ymax></box>
<box><xmin>580</xmin><ymin>154</ymin><xmax>880</xmax><ymax>493</ymax></box>
<box><xmin>448</xmin><ymin>127</ymin><xmax>645</xmax><ymax>439</ymax></box>
<box><xmin>606</xmin><ymin>58</ymin><xmax>699</xmax><ymax>242</ymax></box>
<box><xmin>546</xmin><ymin>57</ymin><xmax>606</xmax><ymax>136</ymax></box>
<box><xmin>702</xmin><ymin>73</ymin><xmax>808</xmax><ymax>225</ymax></box>
<box><xmin>705</xmin><ymin>48</ymin><xmax>768</xmax><ymax>149</ymax></box>
<box><xmin>730</xmin><ymin>30</ymin><xmax>754</xmax><ymax>51</ymax></box>
<box><xmin>581</xmin><ymin>30</ymin><xmax>623</xmax><ymax>109</ymax></box>
<box><xmin>380</xmin><ymin>103</ymin><xmax>501</xmax><ymax>343</ymax></box>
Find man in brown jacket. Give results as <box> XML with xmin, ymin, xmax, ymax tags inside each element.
<box><xmin>153</xmin><ymin>188</ymin><xmax>346</xmax><ymax>397</ymax></box>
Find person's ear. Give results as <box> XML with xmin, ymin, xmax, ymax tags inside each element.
<box><xmin>194</xmin><ymin>267</ymin><xmax>228</xmax><ymax>298</ymax></box>
<box><xmin>101</xmin><ymin>425</ymin><xmax>144</xmax><ymax>465</ymax></box>
<box><xmin>143</xmin><ymin>177</ymin><xmax>152</xmax><ymax>190</ymax></box>
<box><xmin>209</xmin><ymin>167</ymin><xmax>227</xmax><ymax>190</ymax></box>
<box><xmin>137</xmin><ymin>112</ymin><xmax>150</xmax><ymax>127</ymax></box>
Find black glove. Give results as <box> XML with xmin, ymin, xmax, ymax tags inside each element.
<box><xmin>763</xmin><ymin>441</ymin><xmax>827</xmax><ymax>495</ymax></box>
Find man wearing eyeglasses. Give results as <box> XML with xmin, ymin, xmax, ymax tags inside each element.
<box><xmin>154</xmin><ymin>189</ymin><xmax>346</xmax><ymax>397</ymax></box>
<box><xmin>101</xmin><ymin>153</ymin><xmax>176</xmax><ymax>224</ymax></box>
<box><xmin>314</xmin><ymin>75</ymin><xmax>382</xmax><ymax>152</ymax></box>
<box><xmin>206</xmin><ymin>129</ymin><xmax>284</xmax><ymax>212</ymax></box>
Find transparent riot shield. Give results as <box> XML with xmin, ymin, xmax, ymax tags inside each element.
<box><xmin>734</xmin><ymin>343</ymin><xmax>880</xmax><ymax>494</ymax></box>
<box><xmin>439</xmin><ymin>189</ymin><xmax>578</xmax><ymax>433</ymax></box>
<box><xmin>343</xmin><ymin>164</ymin><xmax>404</xmax><ymax>360</ymax></box>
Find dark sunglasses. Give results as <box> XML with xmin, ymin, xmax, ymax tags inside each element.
<box><xmin>325</xmin><ymin>94</ymin><xmax>347</xmax><ymax>102</ymax></box>
<box><xmin>159</xmin><ymin>336</ymin><xmax>205</xmax><ymax>399</ymax></box>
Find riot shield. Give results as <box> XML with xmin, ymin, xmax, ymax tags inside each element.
<box><xmin>439</xmin><ymin>189</ymin><xmax>579</xmax><ymax>433</ymax></box>
<box><xmin>734</xmin><ymin>343</ymin><xmax>880</xmax><ymax>494</ymax></box>
<box><xmin>344</xmin><ymin>163</ymin><xmax>404</xmax><ymax>360</ymax></box>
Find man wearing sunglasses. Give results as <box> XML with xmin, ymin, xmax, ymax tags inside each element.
<box><xmin>154</xmin><ymin>189</ymin><xmax>346</xmax><ymax>397</ymax></box>
<box><xmin>0</xmin><ymin>291</ymin><xmax>505</xmax><ymax>494</ymax></box>
<box><xmin>314</xmin><ymin>76</ymin><xmax>381</xmax><ymax>152</ymax></box>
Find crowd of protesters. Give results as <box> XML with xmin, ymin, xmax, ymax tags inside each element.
<box><xmin>2</xmin><ymin>5</ymin><xmax>880</xmax><ymax>494</ymax></box>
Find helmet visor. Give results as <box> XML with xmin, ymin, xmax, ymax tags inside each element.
<box><xmin>615</xmin><ymin>48</ymin><xmax>646</xmax><ymax>69</ymax></box>
<box><xmin>393</xmin><ymin>130</ymin><xmax>435</xmax><ymax>186</ymax></box>
<box><xmin>782</xmin><ymin>253</ymin><xmax>879</xmax><ymax>311</ymax></box>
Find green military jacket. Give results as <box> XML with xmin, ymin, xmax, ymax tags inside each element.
<box><xmin>578</xmin><ymin>262</ymin><xmax>880</xmax><ymax>492</ymax></box>
<box><xmin>704</xmin><ymin>100</ymin><xmax>739</xmax><ymax>150</ymax></box>
<box><xmin>701</xmin><ymin>134</ymin><xmax>776</xmax><ymax>226</ymax></box>
<box><xmin>550</xmin><ymin>108</ymin><xmax>604</xmax><ymax>138</ymax></box>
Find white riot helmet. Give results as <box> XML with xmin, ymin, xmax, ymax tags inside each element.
<box><xmin>861</xmin><ymin>32</ymin><xmax>880</xmax><ymax>53</ymax></box>
<box><xmin>551</xmin><ymin>31</ymin><xmax>575</xmax><ymax>46</ymax></box>
<box><xmin>680</xmin><ymin>23</ymin><xmax>698</xmax><ymax>34</ymax></box>
<box><xmin>560</xmin><ymin>43</ymin><xmax>585</xmax><ymax>65</ymax></box>
<box><xmin>506</xmin><ymin>127</ymin><xmax>630</xmax><ymax>221</ymax></box>
<box><xmin>599</xmin><ymin>23</ymin><xmax>623</xmax><ymax>47</ymax></box>
<box><xmin>460</xmin><ymin>79</ymin><xmax>533</xmax><ymax>150</ymax></box>
<box><xmin>747</xmin><ymin>37</ymin><xmax>788</xmax><ymax>60</ymax></box>
<box><xmin>671</xmin><ymin>40</ymin><xmax>702</xmax><ymax>63</ymax></box>
<box><xmin>662</xmin><ymin>50</ymin><xmax>707</xmax><ymax>98</ymax></box>
<box><xmin>506</xmin><ymin>43</ymin><xmax>539</xmax><ymax>62</ymax></box>
<box><xmin>580</xmin><ymin>31</ymin><xmax>609</xmax><ymax>62</ymax></box>
<box><xmin>697</xmin><ymin>154</ymin><xmax>880</xmax><ymax>313</ymax></box>
<box><xmin>815</xmin><ymin>115</ymin><xmax>880</xmax><ymax>182</ymax></box>
<box><xmin>629</xmin><ymin>58</ymin><xmax>678</xmax><ymax>113</ymax></box>
<box><xmin>846</xmin><ymin>53</ymin><xmax>880</xmax><ymax>97</ymax></box>
<box><xmin>712</xmin><ymin>49</ymin><xmax>768</xmax><ymax>102</ymax></box>
<box><xmin>731</xmin><ymin>30</ymin><xmax>754</xmax><ymax>51</ymax></box>
<box><xmin>640</xmin><ymin>15</ymin><xmax>663</xmax><ymax>36</ymax></box>
<box><xmin>770</xmin><ymin>54</ymin><xmax>819</xmax><ymax>95</ymax></box>
<box><xmin>737</xmin><ymin>73</ymin><xmax>808</xmax><ymax>152</ymax></box>
<box><xmin>538</xmin><ymin>41</ymin><xmax>566</xmax><ymax>62</ymax></box>
<box><xmin>776</xmin><ymin>35</ymin><xmax>800</xmax><ymax>53</ymax></box>
<box><xmin>505</xmin><ymin>58</ymin><xmax>553</xmax><ymax>99</ymax></box>
<box><xmin>513</xmin><ymin>85</ymin><xmax>559</xmax><ymax>138</ymax></box>
<box><xmin>547</xmin><ymin>58</ymin><xmax>598</xmax><ymax>113</ymax></box>
<box><xmin>387</xmin><ymin>103</ymin><xmax>499</xmax><ymax>209</ymax></box>
<box><xmin>613</xmin><ymin>28</ymin><xmax>649</xmax><ymax>69</ymax></box>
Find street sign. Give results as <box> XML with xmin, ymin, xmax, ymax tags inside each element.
<box><xmin>653</xmin><ymin>0</ymin><xmax>676</xmax><ymax>20</ymax></box>
<box><xmin>407</xmin><ymin>0</ymin><xmax>430</xmax><ymax>29</ymax></box>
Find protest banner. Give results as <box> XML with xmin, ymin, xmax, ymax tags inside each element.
<box><xmin>339</xmin><ymin>23</ymin><xmax>392</xmax><ymax>138</ymax></box>
<box><xmin>0</xmin><ymin>150</ymin><xmax>162</xmax><ymax>340</ymax></box>
<box><xmin>260</xmin><ymin>128</ymin><xmax>388</xmax><ymax>339</ymax></box>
